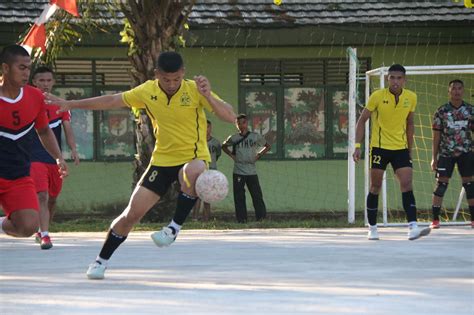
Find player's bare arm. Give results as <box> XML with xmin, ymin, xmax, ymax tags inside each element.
<box><xmin>62</xmin><ymin>120</ymin><xmax>80</xmax><ymax>165</ymax></box>
<box><xmin>431</xmin><ymin>129</ymin><xmax>441</xmax><ymax>171</ymax></box>
<box><xmin>406</xmin><ymin>111</ymin><xmax>415</xmax><ymax>157</ymax></box>
<box><xmin>256</xmin><ymin>143</ymin><xmax>271</xmax><ymax>160</ymax></box>
<box><xmin>353</xmin><ymin>108</ymin><xmax>372</xmax><ymax>163</ymax></box>
<box><xmin>194</xmin><ymin>75</ymin><xmax>236</xmax><ymax>123</ymax></box>
<box><xmin>221</xmin><ymin>143</ymin><xmax>236</xmax><ymax>161</ymax></box>
<box><xmin>36</xmin><ymin>126</ymin><xmax>68</xmax><ymax>178</ymax></box>
<box><xmin>44</xmin><ymin>93</ymin><xmax>127</xmax><ymax>113</ymax></box>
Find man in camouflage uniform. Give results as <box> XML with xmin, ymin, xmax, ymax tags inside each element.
<box><xmin>223</xmin><ymin>114</ymin><xmax>271</xmax><ymax>223</ymax></box>
<box><xmin>430</xmin><ymin>79</ymin><xmax>474</xmax><ymax>228</ymax></box>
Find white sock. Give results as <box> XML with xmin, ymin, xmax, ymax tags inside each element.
<box><xmin>40</xmin><ymin>231</ymin><xmax>49</xmax><ymax>238</ymax></box>
<box><xmin>96</xmin><ymin>256</ymin><xmax>108</xmax><ymax>266</ymax></box>
<box><xmin>408</xmin><ymin>221</ymin><xmax>418</xmax><ymax>229</ymax></box>
<box><xmin>0</xmin><ymin>217</ymin><xmax>6</xmax><ymax>234</ymax></box>
<box><xmin>168</xmin><ymin>220</ymin><xmax>181</xmax><ymax>235</ymax></box>
<box><xmin>369</xmin><ymin>224</ymin><xmax>377</xmax><ymax>229</ymax></box>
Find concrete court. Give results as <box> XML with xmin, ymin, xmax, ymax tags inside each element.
<box><xmin>0</xmin><ymin>227</ymin><xmax>473</xmax><ymax>315</ymax></box>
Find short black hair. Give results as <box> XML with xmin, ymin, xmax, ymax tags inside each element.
<box><xmin>0</xmin><ymin>44</ymin><xmax>30</xmax><ymax>66</ymax></box>
<box><xmin>236</xmin><ymin>114</ymin><xmax>247</xmax><ymax>120</ymax></box>
<box><xmin>156</xmin><ymin>51</ymin><xmax>183</xmax><ymax>73</ymax></box>
<box><xmin>388</xmin><ymin>64</ymin><xmax>406</xmax><ymax>74</ymax></box>
<box><xmin>448</xmin><ymin>79</ymin><xmax>464</xmax><ymax>87</ymax></box>
<box><xmin>32</xmin><ymin>65</ymin><xmax>54</xmax><ymax>79</ymax></box>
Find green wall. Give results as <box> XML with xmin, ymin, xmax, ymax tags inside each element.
<box><xmin>54</xmin><ymin>42</ymin><xmax>473</xmax><ymax>221</ymax></box>
<box><xmin>57</xmin><ymin>162</ymin><xmax>134</xmax><ymax>214</ymax></box>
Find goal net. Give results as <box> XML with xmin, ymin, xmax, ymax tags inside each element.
<box><xmin>360</xmin><ymin>65</ymin><xmax>474</xmax><ymax>226</ymax></box>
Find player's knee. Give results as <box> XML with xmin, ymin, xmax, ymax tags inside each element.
<box><xmin>16</xmin><ymin>221</ymin><xmax>38</xmax><ymax>237</ymax></box>
<box><xmin>121</xmin><ymin>208</ymin><xmax>143</xmax><ymax>224</ymax></box>
<box><xmin>10</xmin><ymin>211</ymin><xmax>39</xmax><ymax>237</ymax></box>
<box><xmin>433</xmin><ymin>181</ymin><xmax>448</xmax><ymax>197</ymax></box>
<box><xmin>186</xmin><ymin>160</ymin><xmax>207</xmax><ymax>176</ymax></box>
<box><xmin>48</xmin><ymin>197</ymin><xmax>57</xmax><ymax>207</ymax></box>
<box><xmin>399</xmin><ymin>178</ymin><xmax>413</xmax><ymax>191</ymax></box>
<box><xmin>181</xmin><ymin>160</ymin><xmax>206</xmax><ymax>191</ymax></box>
<box><xmin>370</xmin><ymin>184</ymin><xmax>382</xmax><ymax>194</ymax></box>
<box><xmin>37</xmin><ymin>191</ymin><xmax>48</xmax><ymax>204</ymax></box>
<box><xmin>463</xmin><ymin>181</ymin><xmax>474</xmax><ymax>199</ymax></box>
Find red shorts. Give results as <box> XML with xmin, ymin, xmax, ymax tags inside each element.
<box><xmin>30</xmin><ymin>162</ymin><xmax>63</xmax><ymax>197</ymax></box>
<box><xmin>0</xmin><ymin>176</ymin><xmax>39</xmax><ymax>217</ymax></box>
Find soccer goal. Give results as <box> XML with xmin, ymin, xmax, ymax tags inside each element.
<box><xmin>348</xmin><ymin>63</ymin><xmax>474</xmax><ymax>226</ymax></box>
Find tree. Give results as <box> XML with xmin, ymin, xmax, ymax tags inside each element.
<box><xmin>28</xmin><ymin>0</ymin><xmax>196</xmax><ymax>221</ymax></box>
<box><xmin>119</xmin><ymin>1</ymin><xmax>195</xmax><ymax>221</ymax></box>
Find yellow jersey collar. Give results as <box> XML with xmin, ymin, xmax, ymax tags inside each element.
<box><xmin>155</xmin><ymin>79</ymin><xmax>184</xmax><ymax>99</ymax></box>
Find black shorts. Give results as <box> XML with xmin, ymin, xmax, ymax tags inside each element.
<box><xmin>139</xmin><ymin>165</ymin><xmax>184</xmax><ymax>197</ymax></box>
<box><xmin>370</xmin><ymin>147</ymin><xmax>412</xmax><ymax>171</ymax></box>
<box><xmin>436</xmin><ymin>152</ymin><xmax>474</xmax><ymax>178</ymax></box>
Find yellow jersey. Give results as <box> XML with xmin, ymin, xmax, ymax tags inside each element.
<box><xmin>122</xmin><ymin>79</ymin><xmax>220</xmax><ymax>166</ymax></box>
<box><xmin>366</xmin><ymin>88</ymin><xmax>417</xmax><ymax>150</ymax></box>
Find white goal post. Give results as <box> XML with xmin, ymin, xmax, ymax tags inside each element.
<box><xmin>348</xmin><ymin>61</ymin><xmax>474</xmax><ymax>226</ymax></box>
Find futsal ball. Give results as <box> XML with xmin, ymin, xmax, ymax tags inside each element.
<box><xmin>195</xmin><ymin>170</ymin><xmax>229</xmax><ymax>203</ymax></box>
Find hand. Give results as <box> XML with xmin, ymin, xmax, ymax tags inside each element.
<box><xmin>255</xmin><ymin>153</ymin><xmax>262</xmax><ymax>161</ymax></box>
<box><xmin>352</xmin><ymin>148</ymin><xmax>361</xmax><ymax>163</ymax></box>
<box><xmin>430</xmin><ymin>158</ymin><xmax>437</xmax><ymax>172</ymax></box>
<box><xmin>71</xmin><ymin>150</ymin><xmax>80</xmax><ymax>166</ymax></box>
<box><xmin>43</xmin><ymin>92</ymin><xmax>71</xmax><ymax>113</ymax></box>
<box><xmin>56</xmin><ymin>158</ymin><xmax>69</xmax><ymax>179</ymax></box>
<box><xmin>194</xmin><ymin>75</ymin><xmax>211</xmax><ymax>98</ymax></box>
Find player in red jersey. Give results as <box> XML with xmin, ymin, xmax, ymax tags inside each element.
<box><xmin>0</xmin><ymin>45</ymin><xmax>68</xmax><ymax>238</ymax></box>
<box><xmin>30</xmin><ymin>66</ymin><xmax>79</xmax><ymax>249</ymax></box>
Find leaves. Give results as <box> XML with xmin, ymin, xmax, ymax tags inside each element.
<box><xmin>120</xmin><ymin>20</ymin><xmax>139</xmax><ymax>56</ymax></box>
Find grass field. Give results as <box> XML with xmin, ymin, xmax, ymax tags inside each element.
<box><xmin>50</xmin><ymin>216</ymin><xmax>366</xmax><ymax>233</ymax></box>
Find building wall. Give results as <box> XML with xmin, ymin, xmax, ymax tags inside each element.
<box><xmin>52</xmin><ymin>43</ymin><xmax>473</xmax><ymax>217</ymax></box>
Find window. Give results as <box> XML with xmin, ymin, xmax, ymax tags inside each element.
<box><xmin>54</xmin><ymin>59</ymin><xmax>135</xmax><ymax>161</ymax></box>
<box><xmin>238</xmin><ymin>58</ymin><xmax>370</xmax><ymax>160</ymax></box>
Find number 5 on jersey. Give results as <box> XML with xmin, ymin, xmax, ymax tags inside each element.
<box><xmin>12</xmin><ymin>110</ymin><xmax>20</xmax><ymax>126</ymax></box>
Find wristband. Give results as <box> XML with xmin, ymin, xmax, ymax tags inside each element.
<box><xmin>355</xmin><ymin>143</ymin><xmax>361</xmax><ymax>149</ymax></box>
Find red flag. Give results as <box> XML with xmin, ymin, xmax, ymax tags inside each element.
<box><xmin>51</xmin><ymin>0</ymin><xmax>80</xmax><ymax>17</ymax></box>
<box><xmin>22</xmin><ymin>24</ymin><xmax>47</xmax><ymax>53</ymax></box>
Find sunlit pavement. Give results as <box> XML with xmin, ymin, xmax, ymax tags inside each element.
<box><xmin>1</xmin><ymin>228</ymin><xmax>473</xmax><ymax>315</ymax></box>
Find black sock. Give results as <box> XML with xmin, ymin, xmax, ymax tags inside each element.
<box><xmin>172</xmin><ymin>192</ymin><xmax>198</xmax><ymax>225</ymax></box>
<box><xmin>470</xmin><ymin>206</ymin><xmax>474</xmax><ymax>222</ymax></box>
<box><xmin>402</xmin><ymin>191</ymin><xmax>417</xmax><ymax>223</ymax></box>
<box><xmin>367</xmin><ymin>192</ymin><xmax>379</xmax><ymax>226</ymax></box>
<box><xmin>98</xmin><ymin>229</ymin><xmax>127</xmax><ymax>260</ymax></box>
<box><xmin>432</xmin><ymin>205</ymin><xmax>441</xmax><ymax>221</ymax></box>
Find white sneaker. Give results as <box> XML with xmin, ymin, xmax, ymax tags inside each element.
<box><xmin>86</xmin><ymin>261</ymin><xmax>106</xmax><ymax>280</ymax></box>
<box><xmin>150</xmin><ymin>227</ymin><xmax>176</xmax><ymax>247</ymax></box>
<box><xmin>368</xmin><ymin>226</ymin><xmax>379</xmax><ymax>240</ymax></box>
<box><xmin>408</xmin><ymin>226</ymin><xmax>431</xmax><ymax>241</ymax></box>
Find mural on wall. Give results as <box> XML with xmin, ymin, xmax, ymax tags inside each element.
<box><xmin>331</xmin><ymin>90</ymin><xmax>349</xmax><ymax>155</ymax></box>
<box><xmin>284</xmin><ymin>87</ymin><xmax>325</xmax><ymax>158</ymax></box>
<box><xmin>244</xmin><ymin>90</ymin><xmax>277</xmax><ymax>155</ymax></box>
<box><xmin>54</xmin><ymin>87</ymin><xmax>94</xmax><ymax>160</ymax></box>
<box><xmin>98</xmin><ymin>90</ymin><xmax>135</xmax><ymax>159</ymax></box>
